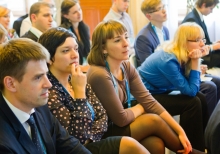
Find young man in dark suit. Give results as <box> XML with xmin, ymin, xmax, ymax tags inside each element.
<box><xmin>182</xmin><ymin>0</ymin><xmax>220</xmax><ymax>67</ymax></box>
<box><xmin>134</xmin><ymin>0</ymin><xmax>169</xmax><ymax>67</ymax></box>
<box><xmin>0</xmin><ymin>38</ymin><xmax>91</xmax><ymax>154</ymax></box>
<box><xmin>21</xmin><ymin>1</ymin><xmax>54</xmax><ymax>42</ymax></box>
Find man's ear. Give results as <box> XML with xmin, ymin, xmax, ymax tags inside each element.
<box><xmin>30</xmin><ymin>14</ymin><xmax>37</xmax><ymax>23</ymax></box>
<box><xmin>3</xmin><ymin>76</ymin><xmax>17</xmax><ymax>92</ymax></box>
<box><xmin>145</xmin><ymin>13</ymin><xmax>151</xmax><ymax>20</ymax></box>
<box><xmin>48</xmin><ymin>59</ymin><xmax>53</xmax><ymax>65</ymax></box>
<box><xmin>202</xmin><ymin>3</ymin><xmax>207</xmax><ymax>8</ymax></box>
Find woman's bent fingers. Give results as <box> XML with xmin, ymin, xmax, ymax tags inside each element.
<box><xmin>178</xmin><ymin>135</ymin><xmax>192</xmax><ymax>154</ymax></box>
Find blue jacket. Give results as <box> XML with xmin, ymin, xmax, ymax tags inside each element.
<box><xmin>134</xmin><ymin>22</ymin><xmax>169</xmax><ymax>66</ymax></box>
<box><xmin>138</xmin><ymin>50</ymin><xmax>200</xmax><ymax>96</ymax></box>
<box><xmin>0</xmin><ymin>94</ymin><xmax>91</xmax><ymax>154</ymax></box>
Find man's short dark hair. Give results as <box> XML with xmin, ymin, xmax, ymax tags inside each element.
<box><xmin>196</xmin><ymin>0</ymin><xmax>219</xmax><ymax>8</ymax></box>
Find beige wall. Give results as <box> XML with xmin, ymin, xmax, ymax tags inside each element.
<box><xmin>128</xmin><ymin>0</ymin><xmax>149</xmax><ymax>37</ymax></box>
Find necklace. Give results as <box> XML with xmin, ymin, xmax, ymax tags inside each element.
<box><xmin>68</xmin><ymin>82</ymin><xmax>73</xmax><ymax>93</ymax></box>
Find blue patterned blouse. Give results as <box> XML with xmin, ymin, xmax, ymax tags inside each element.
<box><xmin>47</xmin><ymin>71</ymin><xmax>108</xmax><ymax>144</ymax></box>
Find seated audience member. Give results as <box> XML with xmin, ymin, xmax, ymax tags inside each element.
<box><xmin>103</xmin><ymin>0</ymin><xmax>135</xmax><ymax>55</ymax></box>
<box><xmin>0</xmin><ymin>38</ymin><xmax>91</xmax><ymax>153</ymax></box>
<box><xmin>137</xmin><ymin>0</ymin><xmax>220</xmax><ymax>118</ymax></box>
<box><xmin>138</xmin><ymin>22</ymin><xmax>212</xmax><ymax>149</ymax></box>
<box><xmin>87</xmin><ymin>20</ymin><xmax>205</xmax><ymax>154</ymax></box>
<box><xmin>205</xmin><ymin>102</ymin><xmax>220</xmax><ymax>154</ymax></box>
<box><xmin>0</xmin><ymin>25</ymin><xmax>7</xmax><ymax>44</ymax></box>
<box><xmin>134</xmin><ymin>0</ymin><xmax>169</xmax><ymax>67</ymax></box>
<box><xmin>21</xmin><ymin>1</ymin><xmax>54</xmax><ymax>42</ymax></box>
<box><xmin>20</xmin><ymin>0</ymin><xmax>57</xmax><ymax>36</ymax></box>
<box><xmin>60</xmin><ymin>0</ymin><xmax>90</xmax><ymax>72</ymax></box>
<box><xmin>182</xmin><ymin>0</ymin><xmax>220</xmax><ymax>68</ymax></box>
<box><xmin>38</xmin><ymin>27</ymin><xmax>149</xmax><ymax>154</ymax></box>
<box><xmin>0</xmin><ymin>6</ymin><xmax>18</xmax><ymax>40</ymax></box>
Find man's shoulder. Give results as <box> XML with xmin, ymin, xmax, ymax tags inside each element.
<box><xmin>136</xmin><ymin>23</ymin><xmax>153</xmax><ymax>38</ymax></box>
<box><xmin>21</xmin><ymin>30</ymin><xmax>38</xmax><ymax>42</ymax></box>
<box><xmin>103</xmin><ymin>10</ymin><xmax>114</xmax><ymax>21</ymax></box>
<box><xmin>182</xmin><ymin>9</ymin><xmax>197</xmax><ymax>23</ymax></box>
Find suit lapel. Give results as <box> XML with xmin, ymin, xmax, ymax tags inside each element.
<box><xmin>0</xmin><ymin>95</ymin><xmax>39</xmax><ymax>154</ymax></box>
<box><xmin>148</xmin><ymin>23</ymin><xmax>160</xmax><ymax>45</ymax></box>
<box><xmin>192</xmin><ymin>8</ymin><xmax>211</xmax><ymax>44</ymax></box>
<box><xmin>34</xmin><ymin>111</ymin><xmax>56</xmax><ymax>154</ymax></box>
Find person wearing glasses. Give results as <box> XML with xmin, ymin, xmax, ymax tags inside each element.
<box><xmin>138</xmin><ymin>22</ymin><xmax>218</xmax><ymax>151</ymax></box>
<box><xmin>137</xmin><ymin>0</ymin><xmax>220</xmax><ymax>118</ymax></box>
<box><xmin>134</xmin><ymin>0</ymin><xmax>169</xmax><ymax>67</ymax></box>
<box><xmin>182</xmin><ymin>0</ymin><xmax>220</xmax><ymax>68</ymax></box>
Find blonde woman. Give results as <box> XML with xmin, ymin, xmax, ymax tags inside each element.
<box><xmin>138</xmin><ymin>22</ymin><xmax>212</xmax><ymax>151</ymax></box>
<box><xmin>0</xmin><ymin>6</ymin><xmax>18</xmax><ymax>40</ymax></box>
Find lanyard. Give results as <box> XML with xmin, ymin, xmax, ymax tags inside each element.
<box><xmin>105</xmin><ymin>61</ymin><xmax>131</xmax><ymax>108</ymax></box>
<box><xmin>86</xmin><ymin>101</ymin><xmax>95</xmax><ymax>121</ymax></box>
<box><xmin>151</xmin><ymin>24</ymin><xmax>166</xmax><ymax>42</ymax></box>
<box><xmin>62</xmin><ymin>84</ymin><xmax>95</xmax><ymax>121</ymax></box>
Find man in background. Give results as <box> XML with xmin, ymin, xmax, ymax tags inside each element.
<box><xmin>104</xmin><ymin>0</ymin><xmax>135</xmax><ymax>55</ymax></box>
<box><xmin>21</xmin><ymin>1</ymin><xmax>54</xmax><ymax>41</ymax></box>
<box><xmin>134</xmin><ymin>0</ymin><xmax>169</xmax><ymax>67</ymax></box>
<box><xmin>182</xmin><ymin>0</ymin><xmax>220</xmax><ymax>68</ymax></box>
<box><xmin>20</xmin><ymin>0</ymin><xmax>57</xmax><ymax>37</ymax></box>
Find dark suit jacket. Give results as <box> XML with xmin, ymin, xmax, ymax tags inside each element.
<box><xmin>13</xmin><ymin>14</ymin><xmax>28</xmax><ymax>37</ymax></box>
<box><xmin>182</xmin><ymin>8</ymin><xmax>220</xmax><ymax>68</ymax></box>
<box><xmin>134</xmin><ymin>22</ymin><xmax>169</xmax><ymax>67</ymax></box>
<box><xmin>0</xmin><ymin>94</ymin><xmax>91</xmax><ymax>154</ymax></box>
<box><xmin>21</xmin><ymin>30</ymin><xmax>38</xmax><ymax>42</ymax></box>
<box><xmin>205</xmin><ymin>102</ymin><xmax>220</xmax><ymax>154</ymax></box>
<box><xmin>182</xmin><ymin>8</ymin><xmax>211</xmax><ymax>44</ymax></box>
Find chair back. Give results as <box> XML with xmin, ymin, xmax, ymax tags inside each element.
<box><xmin>129</xmin><ymin>53</ymin><xmax>137</xmax><ymax>68</ymax></box>
<box><xmin>13</xmin><ymin>14</ymin><xmax>28</xmax><ymax>37</ymax></box>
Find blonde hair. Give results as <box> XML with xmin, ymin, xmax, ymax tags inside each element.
<box><xmin>87</xmin><ymin>20</ymin><xmax>127</xmax><ymax>66</ymax></box>
<box><xmin>0</xmin><ymin>25</ymin><xmax>6</xmax><ymax>42</ymax></box>
<box><xmin>159</xmin><ymin>22</ymin><xmax>204</xmax><ymax>64</ymax></box>
<box><xmin>0</xmin><ymin>6</ymin><xmax>10</xmax><ymax>17</ymax></box>
<box><xmin>141</xmin><ymin>0</ymin><xmax>162</xmax><ymax>14</ymax></box>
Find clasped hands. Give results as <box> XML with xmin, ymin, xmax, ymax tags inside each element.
<box><xmin>188</xmin><ymin>45</ymin><xmax>209</xmax><ymax>59</ymax></box>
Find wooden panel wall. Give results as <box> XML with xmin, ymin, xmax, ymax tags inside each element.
<box><xmin>80</xmin><ymin>0</ymin><xmax>112</xmax><ymax>38</ymax></box>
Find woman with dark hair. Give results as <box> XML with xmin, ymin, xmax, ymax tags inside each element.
<box><xmin>38</xmin><ymin>27</ymin><xmax>150</xmax><ymax>154</ymax></box>
<box><xmin>60</xmin><ymin>0</ymin><xmax>90</xmax><ymax>72</ymax></box>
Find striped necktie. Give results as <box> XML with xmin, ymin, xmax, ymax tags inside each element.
<box><xmin>26</xmin><ymin>114</ymin><xmax>46</xmax><ymax>154</ymax></box>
